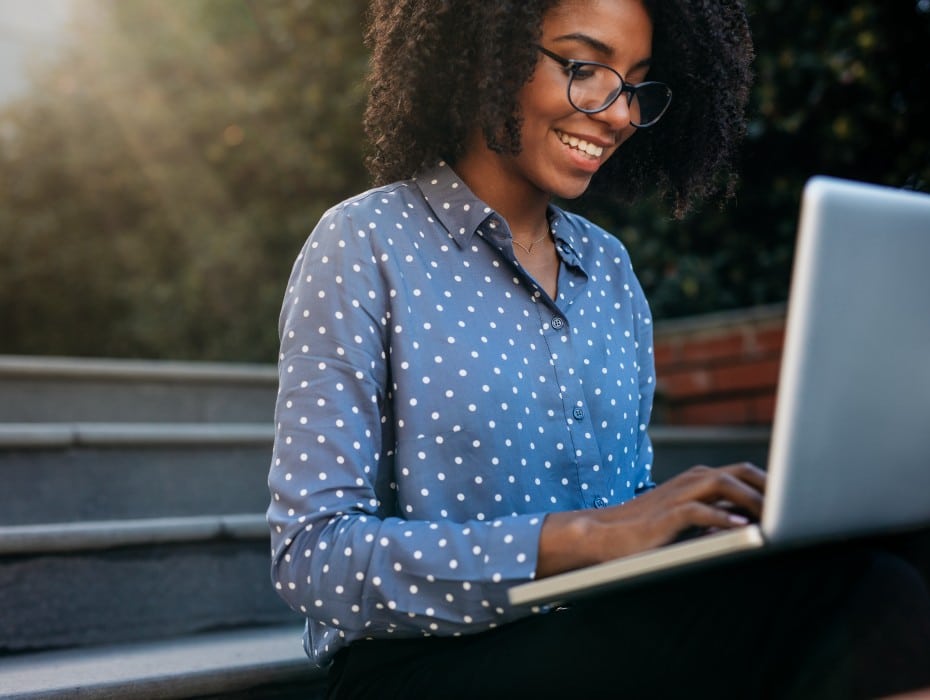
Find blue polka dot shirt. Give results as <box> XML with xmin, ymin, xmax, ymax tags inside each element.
<box><xmin>268</xmin><ymin>161</ymin><xmax>656</xmax><ymax>666</ymax></box>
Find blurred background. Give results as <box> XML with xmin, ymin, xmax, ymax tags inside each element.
<box><xmin>1</xmin><ymin>0</ymin><xmax>928</xmax><ymax>362</ymax></box>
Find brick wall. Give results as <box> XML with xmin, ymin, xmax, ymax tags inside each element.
<box><xmin>652</xmin><ymin>305</ymin><xmax>787</xmax><ymax>426</ymax></box>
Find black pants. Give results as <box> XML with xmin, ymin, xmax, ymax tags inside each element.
<box><xmin>328</xmin><ymin>535</ymin><xmax>930</xmax><ymax>699</ymax></box>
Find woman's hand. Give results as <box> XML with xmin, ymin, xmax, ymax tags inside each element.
<box><xmin>536</xmin><ymin>463</ymin><xmax>766</xmax><ymax>578</ymax></box>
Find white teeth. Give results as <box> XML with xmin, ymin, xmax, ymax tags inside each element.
<box><xmin>557</xmin><ymin>131</ymin><xmax>603</xmax><ymax>158</ymax></box>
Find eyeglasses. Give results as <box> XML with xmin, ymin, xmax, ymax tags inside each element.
<box><xmin>536</xmin><ymin>46</ymin><xmax>672</xmax><ymax>128</ymax></box>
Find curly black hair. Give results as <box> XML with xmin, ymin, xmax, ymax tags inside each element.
<box><xmin>364</xmin><ymin>0</ymin><xmax>753</xmax><ymax>217</ymax></box>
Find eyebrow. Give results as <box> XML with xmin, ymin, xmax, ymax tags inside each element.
<box><xmin>552</xmin><ymin>32</ymin><xmax>652</xmax><ymax>70</ymax></box>
<box><xmin>553</xmin><ymin>32</ymin><xmax>614</xmax><ymax>56</ymax></box>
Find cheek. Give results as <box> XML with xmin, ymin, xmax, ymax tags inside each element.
<box><xmin>518</xmin><ymin>71</ymin><xmax>572</xmax><ymax>123</ymax></box>
<box><xmin>614</xmin><ymin>127</ymin><xmax>638</xmax><ymax>151</ymax></box>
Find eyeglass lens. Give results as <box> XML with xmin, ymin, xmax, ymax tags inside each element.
<box><xmin>569</xmin><ymin>64</ymin><xmax>670</xmax><ymax>126</ymax></box>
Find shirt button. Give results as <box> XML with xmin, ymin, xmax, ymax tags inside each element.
<box><xmin>572</xmin><ymin>407</ymin><xmax>585</xmax><ymax>420</ymax></box>
<box><xmin>551</xmin><ymin>317</ymin><xmax>565</xmax><ymax>330</ymax></box>
<box><xmin>594</xmin><ymin>497</ymin><xmax>608</xmax><ymax>509</ymax></box>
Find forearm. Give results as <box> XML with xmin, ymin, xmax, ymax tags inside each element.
<box><xmin>536</xmin><ymin>510</ymin><xmax>603</xmax><ymax>578</ymax></box>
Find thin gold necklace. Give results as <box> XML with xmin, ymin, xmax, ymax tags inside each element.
<box><xmin>512</xmin><ymin>226</ymin><xmax>551</xmax><ymax>254</ymax></box>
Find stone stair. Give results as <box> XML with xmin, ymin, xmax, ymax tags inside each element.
<box><xmin>0</xmin><ymin>355</ymin><xmax>324</xmax><ymax>698</ymax></box>
<box><xmin>0</xmin><ymin>354</ymin><xmax>770</xmax><ymax>697</ymax></box>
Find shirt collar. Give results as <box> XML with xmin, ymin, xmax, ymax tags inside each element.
<box><xmin>414</xmin><ymin>161</ymin><xmax>495</xmax><ymax>249</ymax></box>
<box><xmin>414</xmin><ymin>161</ymin><xmax>587</xmax><ymax>273</ymax></box>
<box><xmin>548</xmin><ymin>208</ymin><xmax>585</xmax><ymax>270</ymax></box>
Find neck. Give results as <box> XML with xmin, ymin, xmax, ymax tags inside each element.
<box><xmin>453</xmin><ymin>132</ymin><xmax>551</xmax><ymax>237</ymax></box>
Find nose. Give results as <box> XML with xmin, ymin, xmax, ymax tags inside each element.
<box><xmin>588</xmin><ymin>94</ymin><xmax>633</xmax><ymax>132</ymax></box>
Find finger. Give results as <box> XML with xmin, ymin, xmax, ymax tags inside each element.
<box><xmin>670</xmin><ymin>463</ymin><xmax>765</xmax><ymax>495</ymax></box>
<box><xmin>673</xmin><ymin>501</ymin><xmax>755</xmax><ymax>534</ymax></box>
<box><xmin>645</xmin><ymin>466</ymin><xmax>763</xmax><ymax>516</ymax></box>
<box><xmin>702</xmin><ymin>475</ymin><xmax>763</xmax><ymax>520</ymax></box>
<box><xmin>690</xmin><ymin>470</ymin><xmax>765</xmax><ymax>520</ymax></box>
<box><xmin>719</xmin><ymin>461</ymin><xmax>767</xmax><ymax>492</ymax></box>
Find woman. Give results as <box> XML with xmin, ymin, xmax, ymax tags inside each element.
<box><xmin>268</xmin><ymin>1</ymin><xmax>930</xmax><ymax>697</ymax></box>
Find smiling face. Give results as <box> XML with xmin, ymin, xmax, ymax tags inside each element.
<box><xmin>521</xmin><ymin>0</ymin><xmax>653</xmax><ymax>198</ymax></box>
<box><xmin>457</xmin><ymin>0</ymin><xmax>652</xmax><ymax>211</ymax></box>
<box><xmin>457</xmin><ymin>0</ymin><xmax>654</xmax><ymax>210</ymax></box>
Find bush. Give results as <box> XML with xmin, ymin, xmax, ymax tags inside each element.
<box><xmin>0</xmin><ymin>0</ymin><xmax>926</xmax><ymax>359</ymax></box>
<box><xmin>581</xmin><ymin>0</ymin><xmax>930</xmax><ymax>319</ymax></box>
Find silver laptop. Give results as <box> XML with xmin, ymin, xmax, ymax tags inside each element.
<box><xmin>509</xmin><ymin>176</ymin><xmax>930</xmax><ymax>607</ymax></box>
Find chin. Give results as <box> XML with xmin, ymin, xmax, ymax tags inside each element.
<box><xmin>550</xmin><ymin>176</ymin><xmax>596</xmax><ymax>200</ymax></box>
<box><xmin>560</xmin><ymin>185</ymin><xmax>593</xmax><ymax>200</ymax></box>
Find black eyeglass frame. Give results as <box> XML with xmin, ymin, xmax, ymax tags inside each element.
<box><xmin>535</xmin><ymin>45</ymin><xmax>672</xmax><ymax>128</ymax></box>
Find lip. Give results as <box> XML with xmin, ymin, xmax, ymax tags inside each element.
<box><xmin>553</xmin><ymin>129</ymin><xmax>613</xmax><ymax>173</ymax></box>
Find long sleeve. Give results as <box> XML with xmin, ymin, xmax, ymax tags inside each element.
<box><xmin>268</xmin><ymin>197</ymin><xmax>543</xmax><ymax>664</ymax></box>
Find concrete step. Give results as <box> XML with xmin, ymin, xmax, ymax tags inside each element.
<box><xmin>0</xmin><ymin>525</ymin><xmax>299</xmax><ymax>652</ymax></box>
<box><xmin>0</xmin><ymin>423</ymin><xmax>273</xmax><ymax>525</ymax></box>
<box><xmin>0</xmin><ymin>348</ymin><xmax>770</xmax><ymax>661</ymax></box>
<box><xmin>0</xmin><ymin>513</ymin><xmax>267</xmax><ymax>556</ymax></box>
<box><xmin>0</xmin><ymin>625</ymin><xmax>324</xmax><ymax>699</ymax></box>
<box><xmin>0</xmin><ymin>356</ymin><xmax>276</xmax><ymax>423</ymax></box>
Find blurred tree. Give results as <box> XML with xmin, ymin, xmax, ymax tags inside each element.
<box><xmin>580</xmin><ymin>0</ymin><xmax>930</xmax><ymax>318</ymax></box>
<box><xmin>0</xmin><ymin>0</ymin><xmax>927</xmax><ymax>359</ymax></box>
<box><xmin>0</xmin><ymin>0</ymin><xmax>368</xmax><ymax>360</ymax></box>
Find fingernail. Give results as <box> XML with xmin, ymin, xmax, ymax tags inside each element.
<box><xmin>728</xmin><ymin>514</ymin><xmax>749</xmax><ymax>526</ymax></box>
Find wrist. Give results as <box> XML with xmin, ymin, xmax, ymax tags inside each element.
<box><xmin>536</xmin><ymin>510</ymin><xmax>599</xmax><ymax>578</ymax></box>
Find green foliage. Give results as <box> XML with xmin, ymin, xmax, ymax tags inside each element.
<box><xmin>580</xmin><ymin>0</ymin><xmax>930</xmax><ymax>319</ymax></box>
<box><xmin>0</xmin><ymin>0</ymin><xmax>368</xmax><ymax>360</ymax></box>
<box><xmin>0</xmin><ymin>0</ymin><xmax>927</xmax><ymax>359</ymax></box>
